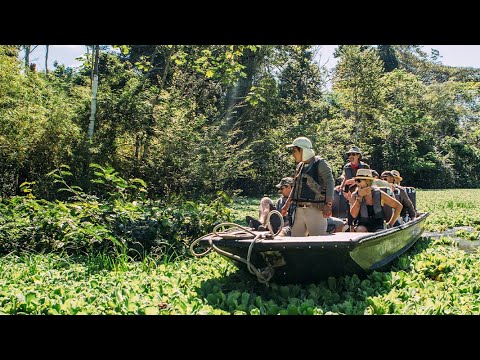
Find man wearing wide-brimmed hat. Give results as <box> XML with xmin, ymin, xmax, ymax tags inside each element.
<box><xmin>281</xmin><ymin>136</ymin><xmax>335</xmax><ymax>236</ymax></box>
<box><xmin>336</xmin><ymin>145</ymin><xmax>370</xmax><ymax>193</ymax></box>
<box><xmin>335</xmin><ymin>145</ymin><xmax>370</xmax><ymax>231</ymax></box>
<box><xmin>349</xmin><ymin>168</ymin><xmax>403</xmax><ymax>232</ymax></box>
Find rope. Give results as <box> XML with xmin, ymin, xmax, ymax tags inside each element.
<box><xmin>266</xmin><ymin>210</ymin><xmax>284</xmax><ymax>237</ymax></box>
<box><xmin>189</xmin><ymin>233</ymin><xmax>214</xmax><ymax>257</ymax></box>
<box><xmin>213</xmin><ymin>222</ymin><xmax>257</xmax><ymax>237</ymax></box>
<box><xmin>189</xmin><ymin>221</ymin><xmax>278</xmax><ymax>284</ymax></box>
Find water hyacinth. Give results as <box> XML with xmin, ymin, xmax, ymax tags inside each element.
<box><xmin>1</xmin><ymin>189</ymin><xmax>480</xmax><ymax>314</ymax></box>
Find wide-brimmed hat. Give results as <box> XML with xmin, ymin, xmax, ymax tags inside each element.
<box><xmin>346</xmin><ymin>145</ymin><xmax>362</xmax><ymax>155</ymax></box>
<box><xmin>391</xmin><ymin>170</ymin><xmax>403</xmax><ymax>181</ymax></box>
<box><xmin>354</xmin><ymin>168</ymin><xmax>374</xmax><ymax>180</ymax></box>
<box><xmin>276</xmin><ymin>177</ymin><xmax>294</xmax><ymax>188</ymax></box>
<box><xmin>380</xmin><ymin>171</ymin><xmax>393</xmax><ymax>178</ymax></box>
<box><xmin>286</xmin><ymin>137</ymin><xmax>312</xmax><ymax>150</ymax></box>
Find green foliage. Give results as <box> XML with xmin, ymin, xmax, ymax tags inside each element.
<box><xmin>0</xmin><ymin>165</ymin><xmax>233</xmax><ymax>258</ymax></box>
<box><xmin>417</xmin><ymin>189</ymin><xmax>480</xmax><ymax>232</ymax></box>
<box><xmin>1</xmin><ymin>189</ymin><xmax>480</xmax><ymax>314</ymax></box>
<box><xmin>333</xmin><ymin>45</ymin><xmax>385</xmax><ymax>142</ymax></box>
<box><xmin>1</xmin><ymin>44</ymin><xmax>480</xmax><ymax>199</ymax></box>
<box><xmin>0</xmin><ymin>45</ymin><xmax>89</xmax><ymax>198</ymax></box>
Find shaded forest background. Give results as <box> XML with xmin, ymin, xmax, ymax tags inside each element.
<box><xmin>2</xmin><ymin>44</ymin><xmax>480</xmax><ymax>201</ymax></box>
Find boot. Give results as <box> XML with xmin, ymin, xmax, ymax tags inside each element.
<box><xmin>245</xmin><ymin>216</ymin><xmax>262</xmax><ymax>230</ymax></box>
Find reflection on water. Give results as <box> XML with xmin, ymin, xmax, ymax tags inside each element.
<box><xmin>423</xmin><ymin>227</ymin><xmax>480</xmax><ymax>253</ymax></box>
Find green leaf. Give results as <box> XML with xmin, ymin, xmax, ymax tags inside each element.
<box><xmin>25</xmin><ymin>292</ymin><xmax>36</xmax><ymax>304</ymax></box>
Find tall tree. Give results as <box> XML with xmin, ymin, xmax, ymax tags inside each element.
<box><xmin>87</xmin><ymin>45</ymin><xmax>100</xmax><ymax>139</ymax></box>
<box><xmin>45</xmin><ymin>45</ymin><xmax>49</xmax><ymax>75</ymax></box>
<box><xmin>377</xmin><ymin>45</ymin><xmax>398</xmax><ymax>72</ymax></box>
<box><xmin>332</xmin><ymin>45</ymin><xmax>385</xmax><ymax>142</ymax></box>
<box><xmin>24</xmin><ymin>45</ymin><xmax>31</xmax><ymax>69</ymax></box>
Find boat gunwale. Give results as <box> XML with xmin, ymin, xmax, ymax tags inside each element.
<box><xmin>199</xmin><ymin>212</ymin><xmax>429</xmax><ymax>250</ymax></box>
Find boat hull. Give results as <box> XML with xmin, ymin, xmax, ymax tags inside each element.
<box><xmin>199</xmin><ymin>213</ymin><xmax>429</xmax><ymax>284</ymax></box>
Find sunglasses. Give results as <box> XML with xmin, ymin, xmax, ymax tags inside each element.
<box><xmin>280</xmin><ymin>186</ymin><xmax>290</xmax><ymax>190</ymax></box>
<box><xmin>347</xmin><ymin>153</ymin><xmax>359</xmax><ymax>156</ymax></box>
<box><xmin>381</xmin><ymin>176</ymin><xmax>388</xmax><ymax>180</ymax></box>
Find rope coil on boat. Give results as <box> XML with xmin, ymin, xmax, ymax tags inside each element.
<box><xmin>189</xmin><ymin>211</ymin><xmax>284</xmax><ymax>284</ymax></box>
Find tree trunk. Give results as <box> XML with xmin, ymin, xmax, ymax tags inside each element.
<box><xmin>24</xmin><ymin>45</ymin><xmax>31</xmax><ymax>69</ymax></box>
<box><xmin>90</xmin><ymin>45</ymin><xmax>95</xmax><ymax>85</ymax></box>
<box><xmin>88</xmin><ymin>45</ymin><xmax>100</xmax><ymax>140</ymax></box>
<box><xmin>45</xmin><ymin>45</ymin><xmax>49</xmax><ymax>75</ymax></box>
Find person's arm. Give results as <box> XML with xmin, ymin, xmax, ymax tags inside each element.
<box><xmin>280</xmin><ymin>194</ymin><xmax>291</xmax><ymax>216</ymax></box>
<box><xmin>318</xmin><ymin>160</ymin><xmax>335</xmax><ymax>217</ymax></box>
<box><xmin>349</xmin><ymin>189</ymin><xmax>362</xmax><ymax>218</ymax></box>
<box><xmin>335</xmin><ymin>169</ymin><xmax>346</xmax><ymax>191</ymax></box>
<box><xmin>281</xmin><ymin>163</ymin><xmax>303</xmax><ymax>216</ymax></box>
<box><xmin>275</xmin><ymin>198</ymin><xmax>282</xmax><ymax>212</ymax></box>
<box><xmin>381</xmin><ymin>191</ymin><xmax>403</xmax><ymax>227</ymax></box>
<box><xmin>400</xmin><ymin>187</ymin><xmax>416</xmax><ymax>218</ymax></box>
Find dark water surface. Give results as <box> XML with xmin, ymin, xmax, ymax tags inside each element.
<box><xmin>423</xmin><ymin>226</ymin><xmax>480</xmax><ymax>253</ymax></box>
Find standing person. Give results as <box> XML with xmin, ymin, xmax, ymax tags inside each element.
<box><xmin>349</xmin><ymin>169</ymin><xmax>403</xmax><ymax>232</ymax></box>
<box><xmin>335</xmin><ymin>145</ymin><xmax>370</xmax><ymax>231</ymax></box>
<box><xmin>281</xmin><ymin>137</ymin><xmax>334</xmax><ymax>236</ymax></box>
<box><xmin>248</xmin><ymin>176</ymin><xmax>344</xmax><ymax>235</ymax></box>
<box><xmin>246</xmin><ymin>177</ymin><xmax>295</xmax><ymax>236</ymax></box>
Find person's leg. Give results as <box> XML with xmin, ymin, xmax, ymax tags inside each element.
<box><xmin>304</xmin><ymin>207</ymin><xmax>328</xmax><ymax>235</ymax></box>
<box><xmin>291</xmin><ymin>208</ymin><xmax>307</xmax><ymax>237</ymax></box>
<box><xmin>347</xmin><ymin>208</ymin><xmax>355</xmax><ymax>231</ymax></box>
<box><xmin>328</xmin><ymin>216</ymin><xmax>346</xmax><ymax>233</ymax></box>
<box><xmin>246</xmin><ymin>216</ymin><xmax>262</xmax><ymax>229</ymax></box>
<box><xmin>258</xmin><ymin>197</ymin><xmax>274</xmax><ymax>225</ymax></box>
<box><xmin>355</xmin><ymin>225</ymin><xmax>369</xmax><ymax>232</ymax></box>
<box><xmin>326</xmin><ymin>220</ymin><xmax>336</xmax><ymax>233</ymax></box>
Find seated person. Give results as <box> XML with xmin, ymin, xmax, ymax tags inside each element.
<box><xmin>373</xmin><ymin>170</ymin><xmax>394</xmax><ymax>192</ymax></box>
<box><xmin>246</xmin><ymin>177</ymin><xmax>295</xmax><ymax>236</ymax></box>
<box><xmin>247</xmin><ymin>177</ymin><xmax>347</xmax><ymax>235</ymax></box>
<box><xmin>384</xmin><ymin>169</ymin><xmax>416</xmax><ymax>224</ymax></box>
<box><xmin>348</xmin><ymin>169</ymin><xmax>403</xmax><ymax>232</ymax></box>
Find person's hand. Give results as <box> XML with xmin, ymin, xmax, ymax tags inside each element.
<box><xmin>323</xmin><ymin>202</ymin><xmax>332</xmax><ymax>217</ymax></box>
<box><xmin>344</xmin><ymin>191</ymin><xmax>353</xmax><ymax>202</ymax></box>
<box><xmin>335</xmin><ymin>185</ymin><xmax>341</xmax><ymax>192</ymax></box>
<box><xmin>345</xmin><ymin>178</ymin><xmax>355</xmax><ymax>186</ymax></box>
<box><xmin>358</xmin><ymin>187</ymin><xmax>371</xmax><ymax>197</ymax></box>
<box><xmin>280</xmin><ymin>205</ymin><xmax>288</xmax><ymax>216</ymax></box>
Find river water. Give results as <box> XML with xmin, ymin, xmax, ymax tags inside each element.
<box><xmin>422</xmin><ymin>226</ymin><xmax>480</xmax><ymax>253</ymax></box>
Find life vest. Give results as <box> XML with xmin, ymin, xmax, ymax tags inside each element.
<box><xmin>394</xmin><ymin>184</ymin><xmax>415</xmax><ymax>217</ymax></box>
<box><xmin>344</xmin><ymin>161</ymin><xmax>370</xmax><ymax>180</ymax></box>
<box><xmin>359</xmin><ymin>187</ymin><xmax>384</xmax><ymax>220</ymax></box>
<box><xmin>292</xmin><ymin>156</ymin><xmax>328</xmax><ymax>204</ymax></box>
